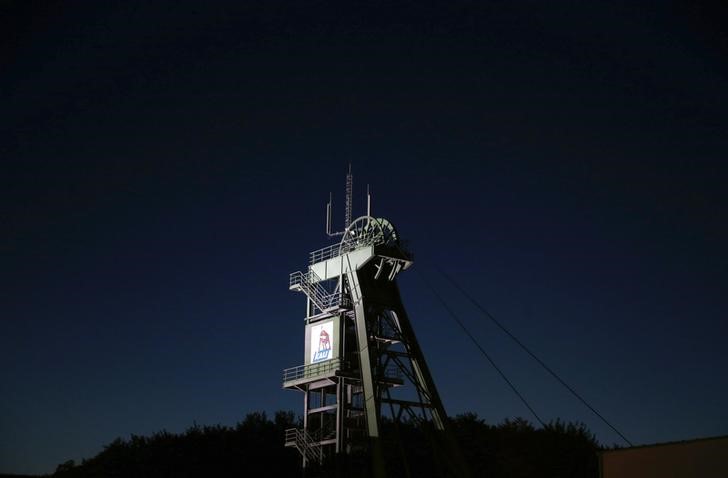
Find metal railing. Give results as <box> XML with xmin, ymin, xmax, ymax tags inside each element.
<box><xmin>285</xmin><ymin>428</ymin><xmax>324</xmax><ymax>463</ymax></box>
<box><xmin>283</xmin><ymin>358</ymin><xmax>342</xmax><ymax>384</ymax></box>
<box><xmin>284</xmin><ymin>427</ymin><xmax>298</xmax><ymax>446</ymax></box>
<box><xmin>309</xmin><ymin>242</ymin><xmax>343</xmax><ymax>264</ymax></box>
<box><xmin>289</xmin><ymin>270</ymin><xmax>342</xmax><ymax>312</ymax></box>
<box><xmin>309</xmin><ymin>231</ymin><xmax>384</xmax><ymax>265</ymax></box>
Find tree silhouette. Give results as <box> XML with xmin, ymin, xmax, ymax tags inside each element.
<box><xmin>51</xmin><ymin>411</ymin><xmax>599</xmax><ymax>478</ymax></box>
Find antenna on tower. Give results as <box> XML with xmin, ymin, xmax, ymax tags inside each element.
<box><xmin>326</xmin><ymin>165</ymin><xmax>354</xmax><ymax>237</ymax></box>
<box><xmin>367</xmin><ymin>184</ymin><xmax>371</xmax><ymax>217</ymax></box>
<box><xmin>326</xmin><ymin>192</ymin><xmax>334</xmax><ymax>236</ymax></box>
<box><xmin>344</xmin><ymin>163</ymin><xmax>353</xmax><ymax>229</ymax></box>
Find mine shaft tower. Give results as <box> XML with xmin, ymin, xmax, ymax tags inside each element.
<box><xmin>283</xmin><ymin>168</ymin><xmax>464</xmax><ymax>477</ymax></box>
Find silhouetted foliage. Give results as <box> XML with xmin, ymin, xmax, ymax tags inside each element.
<box><xmin>52</xmin><ymin>411</ymin><xmax>599</xmax><ymax>478</ymax></box>
<box><xmin>52</xmin><ymin>411</ymin><xmax>300</xmax><ymax>478</ymax></box>
<box><xmin>448</xmin><ymin>414</ymin><xmax>599</xmax><ymax>478</ymax></box>
<box><xmin>0</xmin><ymin>475</ymin><xmax>48</xmax><ymax>478</ymax></box>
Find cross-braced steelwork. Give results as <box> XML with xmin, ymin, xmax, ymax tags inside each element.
<box><xmin>283</xmin><ymin>172</ymin><xmax>467</xmax><ymax>477</ymax></box>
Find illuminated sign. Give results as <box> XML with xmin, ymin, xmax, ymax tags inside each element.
<box><xmin>310</xmin><ymin>320</ymin><xmax>334</xmax><ymax>363</ymax></box>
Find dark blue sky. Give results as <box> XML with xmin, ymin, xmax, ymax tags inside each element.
<box><xmin>2</xmin><ymin>1</ymin><xmax>728</xmax><ymax>474</ymax></box>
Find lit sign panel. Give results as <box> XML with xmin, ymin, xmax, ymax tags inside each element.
<box><xmin>310</xmin><ymin>320</ymin><xmax>334</xmax><ymax>363</ymax></box>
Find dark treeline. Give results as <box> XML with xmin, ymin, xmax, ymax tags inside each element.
<box><xmin>51</xmin><ymin>411</ymin><xmax>600</xmax><ymax>478</ymax></box>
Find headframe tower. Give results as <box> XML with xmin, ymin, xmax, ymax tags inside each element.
<box><xmin>283</xmin><ymin>168</ymin><xmax>466</xmax><ymax>477</ymax></box>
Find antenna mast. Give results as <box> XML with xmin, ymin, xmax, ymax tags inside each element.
<box><xmin>326</xmin><ymin>164</ymin><xmax>355</xmax><ymax>237</ymax></box>
<box><xmin>344</xmin><ymin>163</ymin><xmax>353</xmax><ymax>229</ymax></box>
<box><xmin>367</xmin><ymin>184</ymin><xmax>371</xmax><ymax>217</ymax></box>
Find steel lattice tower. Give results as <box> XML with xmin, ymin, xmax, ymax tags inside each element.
<box><xmin>282</xmin><ymin>176</ymin><xmax>467</xmax><ymax>478</ymax></box>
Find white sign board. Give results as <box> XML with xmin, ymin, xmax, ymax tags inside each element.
<box><xmin>309</xmin><ymin>320</ymin><xmax>335</xmax><ymax>363</ymax></box>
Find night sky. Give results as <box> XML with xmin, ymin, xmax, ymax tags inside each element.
<box><xmin>2</xmin><ymin>1</ymin><xmax>728</xmax><ymax>474</ymax></box>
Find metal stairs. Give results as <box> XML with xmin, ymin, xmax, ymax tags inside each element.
<box><xmin>289</xmin><ymin>269</ymin><xmax>341</xmax><ymax>313</ymax></box>
<box><xmin>284</xmin><ymin>428</ymin><xmax>324</xmax><ymax>464</ymax></box>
